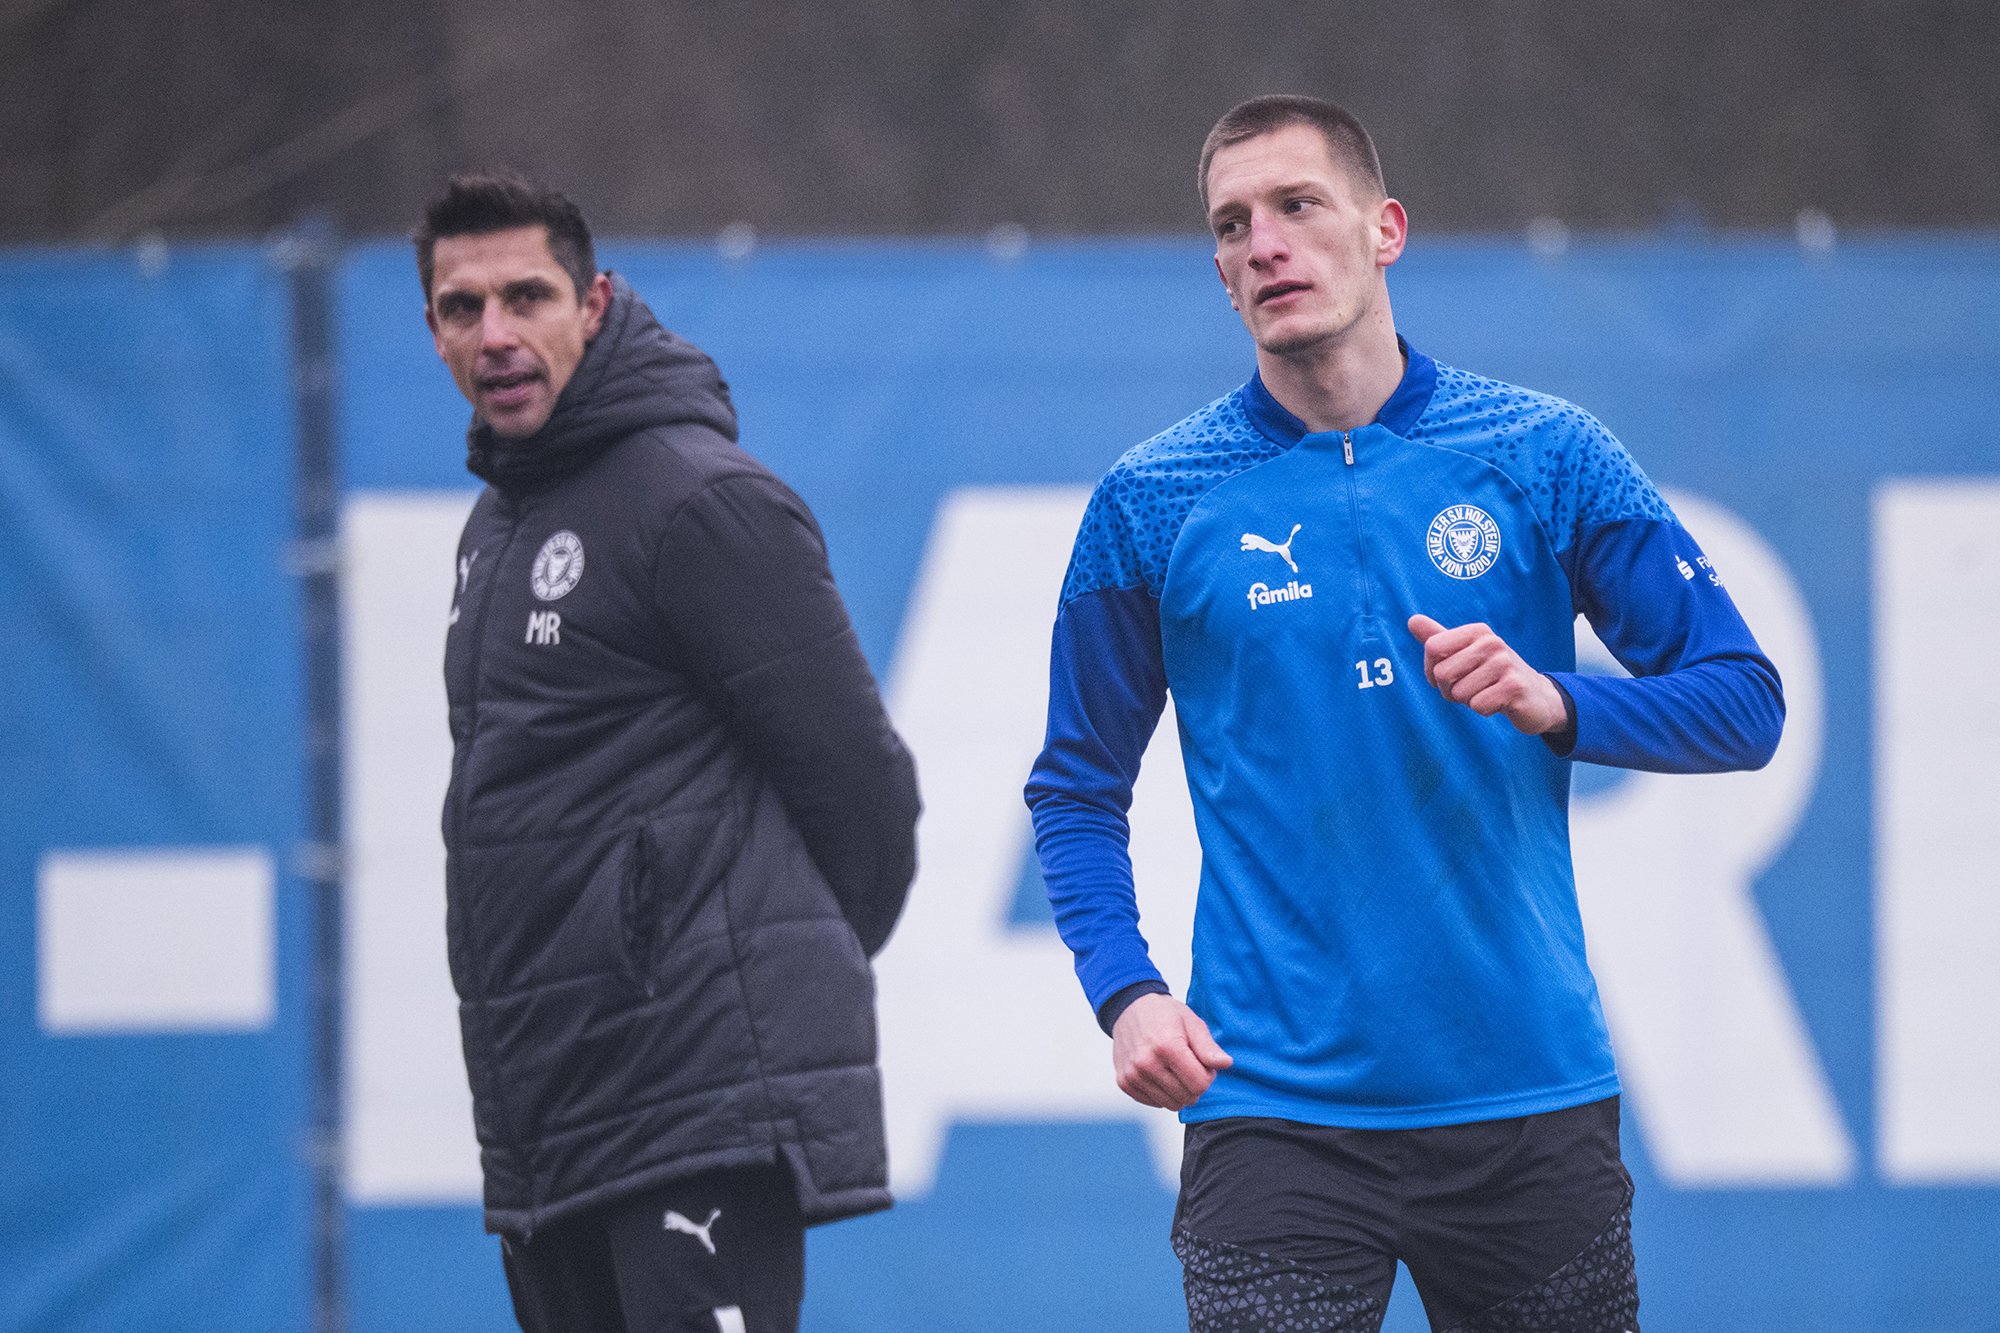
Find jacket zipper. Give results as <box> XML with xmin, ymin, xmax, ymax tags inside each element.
<box><xmin>1341</xmin><ymin>432</ymin><xmax>1374</xmax><ymax>620</ymax></box>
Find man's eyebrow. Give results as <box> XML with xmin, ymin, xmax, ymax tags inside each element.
<box><xmin>1216</xmin><ymin>177</ymin><xmax>1329</xmax><ymax>207</ymax></box>
<box><xmin>1208</xmin><ymin>177</ymin><xmax>1329</xmax><ymax>225</ymax></box>
<box><xmin>501</xmin><ymin>277</ymin><xmax>559</xmax><ymax>299</ymax></box>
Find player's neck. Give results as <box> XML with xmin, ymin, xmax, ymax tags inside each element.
<box><xmin>1256</xmin><ymin>310</ymin><xmax>1404</xmax><ymax>435</ymax></box>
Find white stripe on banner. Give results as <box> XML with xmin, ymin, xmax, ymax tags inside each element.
<box><xmin>342</xmin><ymin>491</ymin><xmax>484</xmax><ymax>1203</ymax></box>
<box><xmin>1875</xmin><ymin>479</ymin><xmax>2000</xmax><ymax>1183</ymax></box>
<box><xmin>37</xmin><ymin>847</ymin><xmax>274</xmax><ymax>1033</ymax></box>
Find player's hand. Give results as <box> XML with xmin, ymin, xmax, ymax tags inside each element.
<box><xmin>1111</xmin><ymin>993</ymin><xmax>1233</xmax><ymax>1111</ymax></box>
<box><xmin>1407</xmin><ymin>614</ymin><xmax>1568</xmax><ymax>736</ymax></box>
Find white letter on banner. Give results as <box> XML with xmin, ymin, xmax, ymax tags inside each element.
<box><xmin>875</xmin><ymin>487</ymin><xmax>1200</xmax><ymax>1195</ymax></box>
<box><xmin>343</xmin><ymin>491</ymin><xmax>484</xmax><ymax>1203</ymax></box>
<box><xmin>1570</xmin><ymin>489</ymin><xmax>1853</xmax><ymax>1185</ymax></box>
<box><xmin>1875</xmin><ymin>480</ymin><xmax>2000</xmax><ymax>1183</ymax></box>
<box><xmin>38</xmin><ymin>847</ymin><xmax>274</xmax><ymax>1033</ymax></box>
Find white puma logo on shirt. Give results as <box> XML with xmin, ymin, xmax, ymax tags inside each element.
<box><xmin>1240</xmin><ymin>523</ymin><xmax>1302</xmax><ymax>573</ymax></box>
<box><xmin>663</xmin><ymin>1207</ymin><xmax>722</xmax><ymax>1255</ymax></box>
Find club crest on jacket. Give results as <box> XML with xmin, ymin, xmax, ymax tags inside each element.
<box><xmin>1426</xmin><ymin>505</ymin><xmax>1501</xmax><ymax>580</ymax></box>
<box><xmin>531</xmin><ymin>530</ymin><xmax>586</xmax><ymax>600</ymax></box>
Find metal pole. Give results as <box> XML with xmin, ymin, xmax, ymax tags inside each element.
<box><xmin>281</xmin><ymin>216</ymin><xmax>346</xmax><ymax>1333</ymax></box>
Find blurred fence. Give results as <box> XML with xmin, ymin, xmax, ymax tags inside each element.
<box><xmin>4</xmin><ymin>232</ymin><xmax>1999</xmax><ymax>1332</ymax></box>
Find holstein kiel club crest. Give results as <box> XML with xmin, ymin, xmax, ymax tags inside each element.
<box><xmin>1426</xmin><ymin>505</ymin><xmax>1501</xmax><ymax>580</ymax></box>
<box><xmin>531</xmin><ymin>530</ymin><xmax>586</xmax><ymax>601</ymax></box>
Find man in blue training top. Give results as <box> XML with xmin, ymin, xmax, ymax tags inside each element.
<box><xmin>1024</xmin><ymin>96</ymin><xmax>1784</xmax><ymax>1332</ymax></box>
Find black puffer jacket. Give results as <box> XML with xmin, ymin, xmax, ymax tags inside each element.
<box><xmin>441</xmin><ymin>275</ymin><xmax>919</xmax><ymax>1237</ymax></box>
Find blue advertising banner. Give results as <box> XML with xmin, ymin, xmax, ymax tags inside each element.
<box><xmin>4</xmin><ymin>232</ymin><xmax>1997</xmax><ymax>1332</ymax></box>
<box><xmin>0</xmin><ymin>246</ymin><xmax>310</xmax><ymax>1331</ymax></box>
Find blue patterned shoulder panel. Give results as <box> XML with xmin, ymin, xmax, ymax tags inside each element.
<box><xmin>1060</xmin><ymin>389</ymin><xmax>1288</xmax><ymax>606</ymax></box>
<box><xmin>1407</xmin><ymin>364</ymin><xmax>1674</xmax><ymax>553</ymax></box>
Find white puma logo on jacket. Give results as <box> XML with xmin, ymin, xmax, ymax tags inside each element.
<box><xmin>1240</xmin><ymin>523</ymin><xmax>1302</xmax><ymax>573</ymax></box>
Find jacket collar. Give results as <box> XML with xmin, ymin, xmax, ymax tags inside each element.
<box><xmin>1240</xmin><ymin>336</ymin><xmax>1438</xmax><ymax>446</ymax></box>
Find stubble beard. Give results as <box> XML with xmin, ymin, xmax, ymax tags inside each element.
<box><xmin>1255</xmin><ymin>320</ymin><xmax>1343</xmax><ymax>359</ymax></box>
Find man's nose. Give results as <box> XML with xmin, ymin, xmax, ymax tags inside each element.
<box><xmin>479</xmin><ymin>301</ymin><xmax>518</xmax><ymax>349</ymax></box>
<box><xmin>1248</xmin><ymin>210</ymin><xmax>1288</xmax><ymax>265</ymax></box>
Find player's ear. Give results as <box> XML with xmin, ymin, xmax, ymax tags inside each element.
<box><xmin>581</xmin><ymin>273</ymin><xmax>612</xmax><ymax>339</ymax></box>
<box><xmin>1214</xmin><ymin>255</ymin><xmax>1241</xmax><ymax>312</ymax></box>
<box><xmin>1375</xmin><ymin>198</ymin><xmax>1409</xmax><ymax>268</ymax></box>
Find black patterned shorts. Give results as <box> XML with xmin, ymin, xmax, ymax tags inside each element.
<box><xmin>1173</xmin><ymin>1097</ymin><xmax>1639</xmax><ymax>1332</ymax></box>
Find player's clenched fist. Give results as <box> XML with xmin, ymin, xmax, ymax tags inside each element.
<box><xmin>1407</xmin><ymin>614</ymin><xmax>1569</xmax><ymax>737</ymax></box>
<box><xmin>1111</xmin><ymin>993</ymin><xmax>1234</xmax><ymax>1111</ymax></box>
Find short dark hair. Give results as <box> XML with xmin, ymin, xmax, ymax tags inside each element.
<box><xmin>1198</xmin><ymin>96</ymin><xmax>1385</xmax><ymax>212</ymax></box>
<box><xmin>414</xmin><ymin>169</ymin><xmax>597</xmax><ymax>301</ymax></box>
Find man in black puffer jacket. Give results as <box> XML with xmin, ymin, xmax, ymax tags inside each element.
<box><xmin>416</xmin><ymin>171</ymin><xmax>919</xmax><ymax>1333</ymax></box>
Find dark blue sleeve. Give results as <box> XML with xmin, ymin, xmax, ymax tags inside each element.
<box><xmin>1549</xmin><ymin>518</ymin><xmax>1785</xmax><ymax>772</ymax></box>
<box><xmin>1022</xmin><ymin>585</ymin><xmax>1172</xmax><ymax>1021</ymax></box>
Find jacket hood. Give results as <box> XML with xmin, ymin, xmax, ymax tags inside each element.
<box><xmin>466</xmin><ymin>273</ymin><xmax>738</xmax><ymax>491</ymax></box>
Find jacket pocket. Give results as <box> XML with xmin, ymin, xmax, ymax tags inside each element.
<box><xmin>622</xmin><ymin>796</ymin><xmax>747</xmax><ymax>992</ymax></box>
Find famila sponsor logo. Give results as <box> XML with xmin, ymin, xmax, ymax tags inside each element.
<box><xmin>1247</xmin><ymin>579</ymin><xmax>1313</xmax><ymax>609</ymax></box>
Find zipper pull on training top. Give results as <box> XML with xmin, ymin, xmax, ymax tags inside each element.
<box><xmin>1342</xmin><ymin>432</ymin><xmax>1354</xmax><ymax>465</ymax></box>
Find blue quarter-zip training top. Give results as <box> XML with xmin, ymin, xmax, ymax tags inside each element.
<box><xmin>1024</xmin><ymin>344</ymin><xmax>1784</xmax><ymax>1129</ymax></box>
